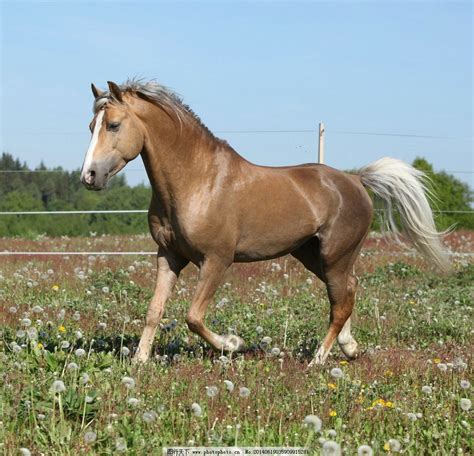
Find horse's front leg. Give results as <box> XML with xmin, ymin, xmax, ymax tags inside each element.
<box><xmin>134</xmin><ymin>250</ymin><xmax>188</xmax><ymax>363</ymax></box>
<box><xmin>186</xmin><ymin>256</ymin><xmax>246</xmax><ymax>353</ymax></box>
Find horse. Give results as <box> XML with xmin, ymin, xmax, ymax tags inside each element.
<box><xmin>80</xmin><ymin>80</ymin><xmax>450</xmax><ymax>366</ymax></box>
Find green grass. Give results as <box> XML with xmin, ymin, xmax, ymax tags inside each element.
<box><xmin>0</xmin><ymin>235</ymin><xmax>472</xmax><ymax>455</ymax></box>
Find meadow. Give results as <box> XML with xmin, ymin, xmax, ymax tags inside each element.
<box><xmin>0</xmin><ymin>232</ymin><xmax>472</xmax><ymax>455</ymax></box>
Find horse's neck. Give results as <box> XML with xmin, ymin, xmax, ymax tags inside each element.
<box><xmin>139</xmin><ymin>108</ymin><xmax>225</xmax><ymax>215</ymax></box>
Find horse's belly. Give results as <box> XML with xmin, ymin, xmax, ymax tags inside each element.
<box><xmin>234</xmin><ymin>221</ymin><xmax>317</xmax><ymax>262</ymax></box>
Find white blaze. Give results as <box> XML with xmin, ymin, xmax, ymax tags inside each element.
<box><xmin>81</xmin><ymin>110</ymin><xmax>105</xmax><ymax>178</ymax></box>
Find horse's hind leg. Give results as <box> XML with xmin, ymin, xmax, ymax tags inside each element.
<box><xmin>292</xmin><ymin>235</ymin><xmax>364</xmax><ymax>365</ymax></box>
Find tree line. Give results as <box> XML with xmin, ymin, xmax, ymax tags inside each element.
<box><xmin>0</xmin><ymin>152</ymin><xmax>472</xmax><ymax>238</ymax></box>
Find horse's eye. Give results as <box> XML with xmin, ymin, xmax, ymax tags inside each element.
<box><xmin>107</xmin><ymin>122</ymin><xmax>121</xmax><ymax>132</ymax></box>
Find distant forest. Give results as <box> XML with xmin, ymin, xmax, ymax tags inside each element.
<box><xmin>0</xmin><ymin>152</ymin><xmax>472</xmax><ymax>238</ymax></box>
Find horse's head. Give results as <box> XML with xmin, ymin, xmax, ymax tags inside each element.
<box><xmin>81</xmin><ymin>81</ymin><xmax>145</xmax><ymax>190</ymax></box>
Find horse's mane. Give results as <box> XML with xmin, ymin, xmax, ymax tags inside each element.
<box><xmin>93</xmin><ymin>78</ymin><xmax>216</xmax><ymax>139</ymax></box>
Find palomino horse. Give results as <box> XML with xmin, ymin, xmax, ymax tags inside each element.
<box><xmin>81</xmin><ymin>80</ymin><xmax>450</xmax><ymax>365</ymax></box>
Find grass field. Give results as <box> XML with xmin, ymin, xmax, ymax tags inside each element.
<box><xmin>0</xmin><ymin>232</ymin><xmax>472</xmax><ymax>455</ymax></box>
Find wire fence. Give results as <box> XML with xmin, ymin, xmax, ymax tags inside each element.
<box><xmin>1</xmin><ymin>125</ymin><xmax>472</xmax><ymax>257</ymax></box>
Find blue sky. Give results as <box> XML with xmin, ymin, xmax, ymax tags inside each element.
<box><xmin>1</xmin><ymin>1</ymin><xmax>472</xmax><ymax>187</ymax></box>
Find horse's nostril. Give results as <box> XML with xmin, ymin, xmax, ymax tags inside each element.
<box><xmin>90</xmin><ymin>170</ymin><xmax>96</xmax><ymax>178</ymax></box>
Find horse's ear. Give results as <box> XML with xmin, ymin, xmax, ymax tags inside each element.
<box><xmin>91</xmin><ymin>83</ymin><xmax>104</xmax><ymax>99</ymax></box>
<box><xmin>107</xmin><ymin>81</ymin><xmax>123</xmax><ymax>103</ymax></box>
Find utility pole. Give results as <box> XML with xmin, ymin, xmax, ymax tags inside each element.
<box><xmin>318</xmin><ymin>122</ymin><xmax>325</xmax><ymax>164</ymax></box>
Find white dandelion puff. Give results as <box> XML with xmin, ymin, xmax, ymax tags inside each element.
<box><xmin>51</xmin><ymin>380</ymin><xmax>66</xmax><ymax>393</ymax></box>
<box><xmin>84</xmin><ymin>431</ymin><xmax>97</xmax><ymax>443</ymax></box>
<box><xmin>115</xmin><ymin>437</ymin><xmax>127</xmax><ymax>452</ymax></box>
<box><xmin>19</xmin><ymin>449</ymin><xmax>31</xmax><ymax>456</ymax></box>
<box><xmin>437</xmin><ymin>363</ymin><xmax>447</xmax><ymax>372</ymax></box>
<box><xmin>142</xmin><ymin>410</ymin><xmax>158</xmax><ymax>423</ymax></box>
<box><xmin>387</xmin><ymin>439</ymin><xmax>401</xmax><ymax>452</ymax></box>
<box><xmin>460</xmin><ymin>380</ymin><xmax>470</xmax><ymax>389</ymax></box>
<box><xmin>67</xmin><ymin>362</ymin><xmax>79</xmax><ymax>371</ymax></box>
<box><xmin>75</xmin><ymin>348</ymin><xmax>86</xmax><ymax>357</ymax></box>
<box><xmin>121</xmin><ymin>376</ymin><xmax>135</xmax><ymax>389</ymax></box>
<box><xmin>239</xmin><ymin>387</ymin><xmax>251</xmax><ymax>398</ymax></box>
<box><xmin>421</xmin><ymin>385</ymin><xmax>432</xmax><ymax>394</ymax></box>
<box><xmin>191</xmin><ymin>402</ymin><xmax>203</xmax><ymax>417</ymax></box>
<box><xmin>127</xmin><ymin>397</ymin><xmax>139</xmax><ymax>407</ymax></box>
<box><xmin>223</xmin><ymin>380</ymin><xmax>234</xmax><ymax>392</ymax></box>
<box><xmin>357</xmin><ymin>445</ymin><xmax>373</xmax><ymax>456</ymax></box>
<box><xmin>206</xmin><ymin>386</ymin><xmax>218</xmax><ymax>398</ymax></box>
<box><xmin>303</xmin><ymin>415</ymin><xmax>322</xmax><ymax>432</ymax></box>
<box><xmin>81</xmin><ymin>373</ymin><xmax>90</xmax><ymax>384</ymax></box>
<box><xmin>121</xmin><ymin>346</ymin><xmax>130</xmax><ymax>356</ymax></box>
<box><xmin>322</xmin><ymin>440</ymin><xmax>341</xmax><ymax>456</ymax></box>
<box><xmin>406</xmin><ymin>412</ymin><xmax>417</xmax><ymax>421</ymax></box>
<box><xmin>460</xmin><ymin>398</ymin><xmax>471</xmax><ymax>411</ymax></box>
<box><xmin>330</xmin><ymin>368</ymin><xmax>344</xmax><ymax>379</ymax></box>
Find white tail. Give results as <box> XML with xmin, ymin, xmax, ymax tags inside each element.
<box><xmin>359</xmin><ymin>157</ymin><xmax>451</xmax><ymax>272</ymax></box>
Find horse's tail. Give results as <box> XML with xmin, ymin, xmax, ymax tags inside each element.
<box><xmin>358</xmin><ymin>157</ymin><xmax>451</xmax><ymax>273</ymax></box>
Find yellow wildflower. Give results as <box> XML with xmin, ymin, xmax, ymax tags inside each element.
<box><xmin>433</xmin><ymin>358</ymin><xmax>441</xmax><ymax>364</ymax></box>
<box><xmin>383</xmin><ymin>442</ymin><xmax>390</xmax><ymax>452</ymax></box>
<box><xmin>329</xmin><ymin>410</ymin><xmax>337</xmax><ymax>417</ymax></box>
<box><xmin>37</xmin><ymin>343</ymin><xmax>44</xmax><ymax>349</ymax></box>
<box><xmin>385</xmin><ymin>401</ymin><xmax>394</xmax><ymax>408</ymax></box>
<box><xmin>384</xmin><ymin>369</ymin><xmax>394</xmax><ymax>377</ymax></box>
<box><xmin>52</xmin><ymin>285</ymin><xmax>59</xmax><ymax>292</ymax></box>
<box><xmin>58</xmin><ymin>325</ymin><xmax>66</xmax><ymax>333</ymax></box>
<box><xmin>327</xmin><ymin>383</ymin><xmax>337</xmax><ymax>390</ymax></box>
<box><xmin>339</xmin><ymin>360</ymin><xmax>348</xmax><ymax>366</ymax></box>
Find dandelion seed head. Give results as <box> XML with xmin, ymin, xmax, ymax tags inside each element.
<box><xmin>67</xmin><ymin>362</ymin><xmax>79</xmax><ymax>371</ymax></box>
<box><xmin>223</xmin><ymin>380</ymin><xmax>234</xmax><ymax>392</ymax></box>
<box><xmin>60</xmin><ymin>340</ymin><xmax>70</xmax><ymax>349</ymax></box>
<box><xmin>115</xmin><ymin>437</ymin><xmax>127</xmax><ymax>452</ymax></box>
<box><xmin>303</xmin><ymin>414</ymin><xmax>322</xmax><ymax>432</ymax></box>
<box><xmin>437</xmin><ymin>363</ymin><xmax>447</xmax><ymax>372</ymax></box>
<box><xmin>127</xmin><ymin>397</ymin><xmax>139</xmax><ymax>407</ymax></box>
<box><xmin>460</xmin><ymin>380</ymin><xmax>470</xmax><ymax>389</ymax></box>
<box><xmin>19</xmin><ymin>449</ymin><xmax>31</xmax><ymax>456</ymax></box>
<box><xmin>407</xmin><ymin>412</ymin><xmax>417</xmax><ymax>421</ymax></box>
<box><xmin>421</xmin><ymin>385</ymin><xmax>432</xmax><ymax>394</ymax></box>
<box><xmin>206</xmin><ymin>386</ymin><xmax>218</xmax><ymax>398</ymax></box>
<box><xmin>81</xmin><ymin>373</ymin><xmax>90</xmax><ymax>384</ymax></box>
<box><xmin>75</xmin><ymin>348</ymin><xmax>86</xmax><ymax>357</ymax></box>
<box><xmin>357</xmin><ymin>445</ymin><xmax>373</xmax><ymax>456</ymax></box>
<box><xmin>322</xmin><ymin>440</ymin><xmax>341</xmax><ymax>456</ymax></box>
<box><xmin>460</xmin><ymin>398</ymin><xmax>471</xmax><ymax>411</ymax></box>
<box><xmin>387</xmin><ymin>439</ymin><xmax>401</xmax><ymax>452</ymax></box>
<box><xmin>191</xmin><ymin>402</ymin><xmax>202</xmax><ymax>417</ymax></box>
<box><xmin>51</xmin><ymin>380</ymin><xmax>66</xmax><ymax>393</ymax></box>
<box><xmin>330</xmin><ymin>367</ymin><xmax>344</xmax><ymax>379</ymax></box>
<box><xmin>121</xmin><ymin>346</ymin><xmax>130</xmax><ymax>356</ymax></box>
<box><xmin>84</xmin><ymin>431</ymin><xmax>97</xmax><ymax>443</ymax></box>
<box><xmin>121</xmin><ymin>376</ymin><xmax>135</xmax><ymax>389</ymax></box>
<box><xmin>239</xmin><ymin>386</ymin><xmax>251</xmax><ymax>398</ymax></box>
<box><xmin>142</xmin><ymin>410</ymin><xmax>158</xmax><ymax>423</ymax></box>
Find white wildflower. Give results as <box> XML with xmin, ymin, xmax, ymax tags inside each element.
<box><xmin>84</xmin><ymin>431</ymin><xmax>97</xmax><ymax>443</ymax></box>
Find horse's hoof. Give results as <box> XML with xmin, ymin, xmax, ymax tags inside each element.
<box><xmin>339</xmin><ymin>340</ymin><xmax>359</xmax><ymax>360</ymax></box>
<box><xmin>221</xmin><ymin>334</ymin><xmax>246</xmax><ymax>352</ymax></box>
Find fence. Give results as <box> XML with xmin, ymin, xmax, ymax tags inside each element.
<box><xmin>1</xmin><ymin>123</ymin><xmax>472</xmax><ymax>257</ymax></box>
